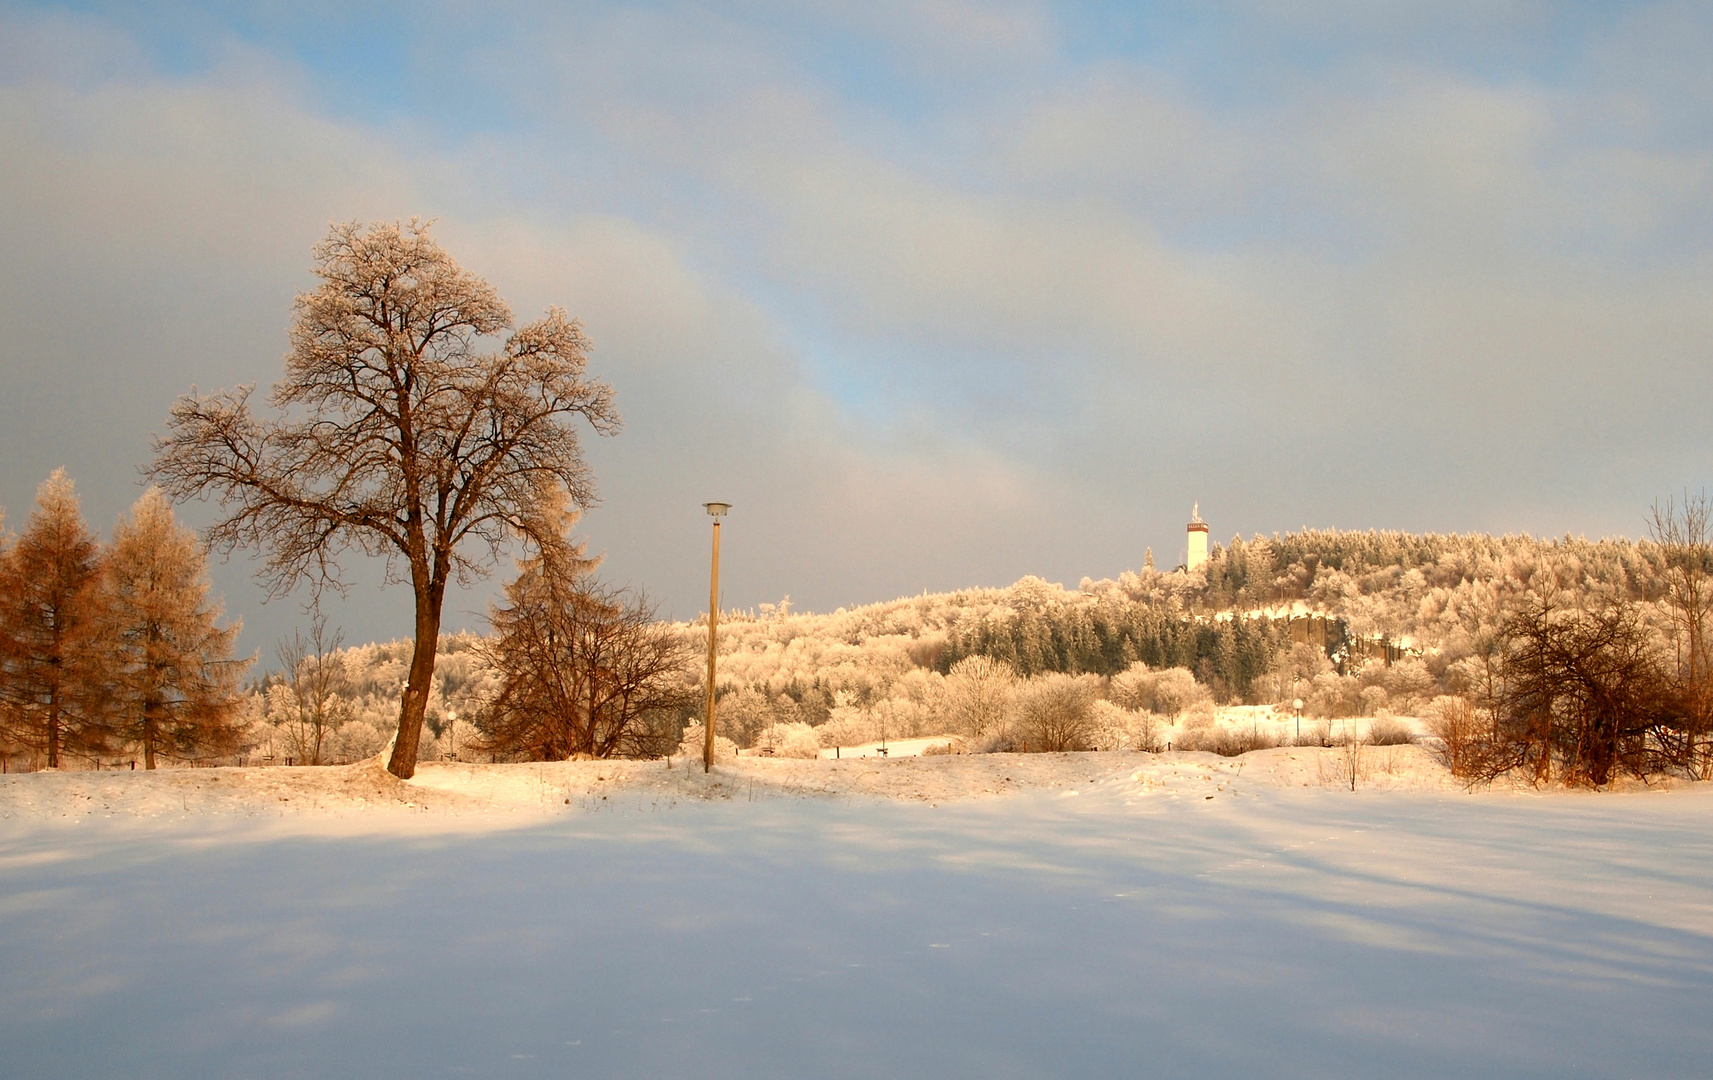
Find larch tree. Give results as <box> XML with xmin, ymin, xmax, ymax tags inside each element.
<box><xmin>149</xmin><ymin>219</ymin><xmax>620</xmax><ymax>778</ymax></box>
<box><xmin>477</xmin><ymin>516</ymin><xmax>695</xmax><ymax>760</ymax></box>
<box><xmin>0</xmin><ymin>470</ymin><xmax>109</xmax><ymax>767</ymax></box>
<box><xmin>103</xmin><ymin>489</ymin><xmax>248</xmax><ymax>768</ymax></box>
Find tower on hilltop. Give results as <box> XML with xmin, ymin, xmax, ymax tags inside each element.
<box><xmin>1186</xmin><ymin>503</ymin><xmax>1209</xmax><ymax>573</ymax></box>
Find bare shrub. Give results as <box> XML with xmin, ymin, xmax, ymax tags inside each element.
<box><xmin>1215</xmin><ymin>724</ymin><xmax>1277</xmax><ymax>757</ymax></box>
<box><xmin>1367</xmin><ymin>717</ymin><xmax>1416</xmax><ymax>746</ymax></box>
<box><xmin>1338</xmin><ymin>719</ymin><xmax>1364</xmax><ymax>790</ymax></box>
<box><xmin>1172</xmin><ymin>723</ymin><xmax>1276</xmax><ymax>757</ymax></box>
<box><xmin>966</xmin><ymin>730</ymin><xmax>1016</xmax><ymax>754</ymax></box>
<box><xmin>1172</xmin><ymin>726</ymin><xmax>1218</xmax><ymax>753</ymax></box>
<box><xmin>1292</xmin><ymin>719</ymin><xmax>1332</xmax><ymax>747</ymax></box>
<box><xmin>1427</xmin><ymin>695</ymin><xmax>1485</xmax><ymax>778</ymax></box>
<box><xmin>1011</xmin><ymin>673</ymin><xmax>1099</xmax><ymax>752</ymax></box>
<box><xmin>1488</xmin><ymin>594</ymin><xmax>1676</xmax><ymax>786</ymax></box>
<box><xmin>476</xmin><ymin>555</ymin><xmax>696</xmax><ymax>761</ymax></box>
<box><xmin>1649</xmin><ymin>493</ymin><xmax>1713</xmax><ymax>778</ymax></box>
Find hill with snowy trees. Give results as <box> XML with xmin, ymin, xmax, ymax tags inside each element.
<box><xmin>227</xmin><ymin>520</ymin><xmax>1710</xmax><ymax>788</ymax></box>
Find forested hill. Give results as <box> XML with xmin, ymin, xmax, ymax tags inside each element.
<box><xmin>246</xmin><ymin>527</ymin><xmax>1683</xmax><ymax>764</ymax></box>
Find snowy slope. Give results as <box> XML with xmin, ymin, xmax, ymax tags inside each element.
<box><xmin>1</xmin><ymin>756</ymin><xmax>1710</xmax><ymax>1079</ymax></box>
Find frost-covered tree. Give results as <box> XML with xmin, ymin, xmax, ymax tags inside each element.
<box><xmin>102</xmin><ymin>490</ymin><xmax>248</xmax><ymax>768</ymax></box>
<box><xmin>270</xmin><ymin>613</ymin><xmax>348</xmax><ymax>765</ymax></box>
<box><xmin>944</xmin><ymin>655</ymin><xmax>1015</xmax><ymax>736</ymax></box>
<box><xmin>0</xmin><ymin>471</ymin><xmax>109</xmax><ymax>767</ymax></box>
<box><xmin>150</xmin><ymin>220</ymin><xmax>620</xmax><ymax>778</ymax></box>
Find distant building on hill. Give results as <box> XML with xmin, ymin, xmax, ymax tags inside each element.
<box><xmin>1186</xmin><ymin>504</ymin><xmax>1209</xmax><ymax>573</ymax></box>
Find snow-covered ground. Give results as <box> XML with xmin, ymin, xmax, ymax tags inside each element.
<box><xmin>2</xmin><ymin>752</ymin><xmax>1710</xmax><ymax>1078</ymax></box>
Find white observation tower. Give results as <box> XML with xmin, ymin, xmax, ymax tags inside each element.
<box><xmin>1186</xmin><ymin>503</ymin><xmax>1209</xmax><ymax>573</ymax></box>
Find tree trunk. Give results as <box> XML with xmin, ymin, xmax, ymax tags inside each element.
<box><xmin>47</xmin><ymin>683</ymin><xmax>61</xmax><ymax>769</ymax></box>
<box><xmin>386</xmin><ymin>585</ymin><xmax>445</xmax><ymax>780</ymax></box>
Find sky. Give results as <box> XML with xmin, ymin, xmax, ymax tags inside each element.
<box><xmin>1</xmin><ymin>1</ymin><xmax>1710</xmax><ymax>655</ymax></box>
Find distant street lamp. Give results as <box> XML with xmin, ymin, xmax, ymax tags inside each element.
<box><xmin>1293</xmin><ymin>698</ymin><xmax>1304</xmax><ymax>743</ymax></box>
<box><xmin>702</xmin><ymin>502</ymin><xmax>731</xmax><ymax>773</ymax></box>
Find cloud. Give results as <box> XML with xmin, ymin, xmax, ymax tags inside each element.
<box><xmin>0</xmin><ymin>13</ymin><xmax>1065</xmax><ymax>654</ymax></box>
<box><xmin>1</xmin><ymin>1</ymin><xmax>1711</xmax><ymax>660</ymax></box>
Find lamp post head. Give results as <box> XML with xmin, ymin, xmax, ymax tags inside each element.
<box><xmin>1293</xmin><ymin>698</ymin><xmax>1304</xmax><ymax>712</ymax></box>
<box><xmin>703</xmin><ymin>502</ymin><xmax>731</xmax><ymax>518</ymax></box>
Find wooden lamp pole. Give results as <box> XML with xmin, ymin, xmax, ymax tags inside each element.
<box><xmin>702</xmin><ymin>502</ymin><xmax>730</xmax><ymax>773</ymax></box>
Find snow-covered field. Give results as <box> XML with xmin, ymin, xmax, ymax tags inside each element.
<box><xmin>3</xmin><ymin>752</ymin><xmax>1711</xmax><ymax>1078</ymax></box>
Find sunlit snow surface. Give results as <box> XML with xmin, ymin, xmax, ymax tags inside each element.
<box><xmin>2</xmin><ymin>766</ymin><xmax>1711</xmax><ymax>1079</ymax></box>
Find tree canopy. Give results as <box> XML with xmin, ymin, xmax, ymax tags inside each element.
<box><xmin>151</xmin><ymin>219</ymin><xmax>620</xmax><ymax>777</ymax></box>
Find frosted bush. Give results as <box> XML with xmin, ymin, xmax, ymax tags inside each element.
<box><xmin>944</xmin><ymin>656</ymin><xmax>1016</xmax><ymax>735</ymax></box>
<box><xmin>1089</xmin><ymin>699</ymin><xmax>1163</xmax><ymax>752</ymax></box>
<box><xmin>675</xmin><ymin>724</ymin><xmax>737</xmax><ymax>763</ymax></box>
<box><xmin>1383</xmin><ymin>658</ymin><xmax>1435</xmax><ymax>712</ymax></box>
<box><xmin>1308</xmin><ymin>672</ymin><xmax>1361</xmax><ymax>717</ymax></box>
<box><xmin>328</xmin><ymin>719</ymin><xmax>388</xmax><ymax>762</ymax></box>
<box><xmin>1181</xmin><ymin>700</ymin><xmax>1217</xmax><ymax>730</ymax></box>
<box><xmin>819</xmin><ymin>707</ymin><xmax>874</xmax><ymax>749</ymax></box>
<box><xmin>1150</xmin><ymin>667</ymin><xmax>1204</xmax><ymax>718</ymax></box>
<box><xmin>760</xmin><ymin>722</ymin><xmax>823</xmax><ymax>759</ymax></box>
<box><xmin>1107</xmin><ymin>663</ymin><xmax>1153</xmax><ymax>711</ymax></box>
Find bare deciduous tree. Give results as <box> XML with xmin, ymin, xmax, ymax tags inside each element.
<box><xmin>0</xmin><ymin>471</ymin><xmax>109</xmax><ymax>767</ymax></box>
<box><xmin>1650</xmin><ymin>493</ymin><xmax>1713</xmax><ymax>777</ymax></box>
<box><xmin>1011</xmin><ymin>673</ymin><xmax>1099</xmax><ymax>753</ymax></box>
<box><xmin>273</xmin><ymin>613</ymin><xmax>347</xmax><ymax>765</ymax></box>
<box><xmin>149</xmin><ymin>220</ymin><xmax>620</xmax><ymax>778</ymax></box>
<box><xmin>944</xmin><ymin>655</ymin><xmax>1015</xmax><ymax>737</ymax></box>
<box><xmin>1480</xmin><ymin>594</ymin><xmax>1675</xmax><ymax>787</ymax></box>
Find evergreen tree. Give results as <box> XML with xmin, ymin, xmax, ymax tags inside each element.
<box><xmin>476</xmin><ymin>522</ymin><xmax>695</xmax><ymax>760</ymax></box>
<box><xmin>0</xmin><ymin>471</ymin><xmax>108</xmax><ymax>767</ymax></box>
<box><xmin>103</xmin><ymin>490</ymin><xmax>248</xmax><ymax>768</ymax></box>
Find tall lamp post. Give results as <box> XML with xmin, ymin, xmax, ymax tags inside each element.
<box><xmin>702</xmin><ymin>502</ymin><xmax>731</xmax><ymax>773</ymax></box>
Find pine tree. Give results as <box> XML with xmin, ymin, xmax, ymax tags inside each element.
<box><xmin>103</xmin><ymin>490</ymin><xmax>248</xmax><ymax>768</ymax></box>
<box><xmin>0</xmin><ymin>471</ymin><xmax>108</xmax><ymax>767</ymax></box>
